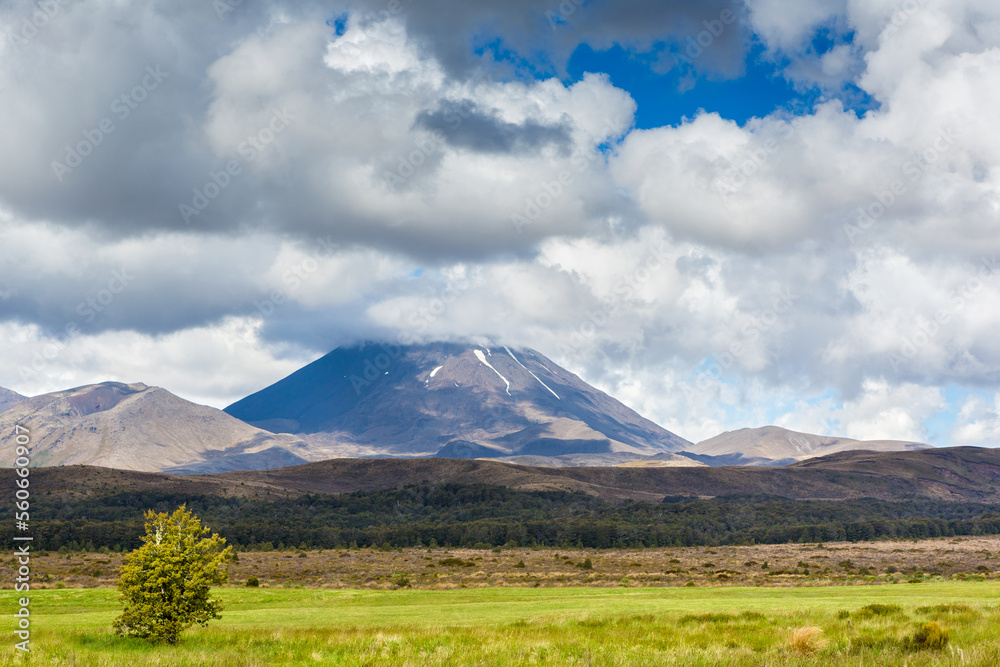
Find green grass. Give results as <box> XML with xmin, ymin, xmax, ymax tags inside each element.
<box><xmin>4</xmin><ymin>582</ymin><xmax>1000</xmax><ymax>665</ymax></box>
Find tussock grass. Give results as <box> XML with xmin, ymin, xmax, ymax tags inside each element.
<box><xmin>788</xmin><ymin>626</ymin><xmax>827</xmax><ymax>654</ymax></box>
<box><xmin>3</xmin><ymin>582</ymin><xmax>999</xmax><ymax>665</ymax></box>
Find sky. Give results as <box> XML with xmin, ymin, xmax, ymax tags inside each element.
<box><xmin>1</xmin><ymin>0</ymin><xmax>999</xmax><ymax>446</ymax></box>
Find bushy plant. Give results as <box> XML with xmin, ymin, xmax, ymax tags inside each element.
<box><xmin>912</xmin><ymin>621</ymin><xmax>949</xmax><ymax>649</ymax></box>
<box><xmin>112</xmin><ymin>505</ymin><xmax>232</xmax><ymax>644</ymax></box>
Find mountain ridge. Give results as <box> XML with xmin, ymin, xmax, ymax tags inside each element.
<box><xmin>688</xmin><ymin>425</ymin><xmax>928</xmax><ymax>463</ymax></box>
<box><xmin>0</xmin><ymin>382</ymin><xmax>312</xmax><ymax>473</ymax></box>
<box><xmin>0</xmin><ymin>386</ymin><xmax>26</xmax><ymax>414</ymax></box>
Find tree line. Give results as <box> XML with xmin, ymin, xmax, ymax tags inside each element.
<box><xmin>12</xmin><ymin>483</ymin><xmax>1000</xmax><ymax>551</ymax></box>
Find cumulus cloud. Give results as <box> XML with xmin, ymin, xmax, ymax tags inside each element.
<box><xmin>1</xmin><ymin>0</ymin><xmax>1000</xmax><ymax>447</ymax></box>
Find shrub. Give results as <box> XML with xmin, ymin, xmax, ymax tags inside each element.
<box><xmin>912</xmin><ymin>621</ymin><xmax>949</xmax><ymax>649</ymax></box>
<box><xmin>915</xmin><ymin>604</ymin><xmax>974</xmax><ymax>615</ymax></box>
<box><xmin>788</xmin><ymin>626</ymin><xmax>828</xmax><ymax>655</ymax></box>
<box><xmin>514</xmin><ymin>560</ymin><xmax>526</xmax><ymax>568</ymax></box>
<box><xmin>245</xmin><ymin>576</ymin><xmax>259</xmax><ymax>588</ymax></box>
<box><xmin>390</xmin><ymin>574</ymin><xmax>411</xmax><ymax>588</ymax></box>
<box><xmin>855</xmin><ymin>603</ymin><xmax>904</xmax><ymax>618</ymax></box>
<box><xmin>578</xmin><ymin>558</ymin><xmax>593</xmax><ymax>570</ymax></box>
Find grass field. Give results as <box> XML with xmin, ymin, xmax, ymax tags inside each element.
<box><xmin>4</xmin><ymin>581</ymin><xmax>1000</xmax><ymax>665</ymax></box>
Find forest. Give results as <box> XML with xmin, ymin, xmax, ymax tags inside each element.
<box><xmin>22</xmin><ymin>483</ymin><xmax>1000</xmax><ymax>552</ymax></box>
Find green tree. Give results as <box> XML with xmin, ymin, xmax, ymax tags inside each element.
<box><xmin>113</xmin><ymin>505</ymin><xmax>232</xmax><ymax>643</ymax></box>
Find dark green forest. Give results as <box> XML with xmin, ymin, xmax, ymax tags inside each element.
<box><xmin>16</xmin><ymin>484</ymin><xmax>1000</xmax><ymax>552</ymax></box>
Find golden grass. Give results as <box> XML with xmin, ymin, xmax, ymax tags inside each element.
<box><xmin>788</xmin><ymin>626</ymin><xmax>828</xmax><ymax>654</ymax></box>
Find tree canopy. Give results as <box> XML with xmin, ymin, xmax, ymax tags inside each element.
<box><xmin>113</xmin><ymin>505</ymin><xmax>232</xmax><ymax>643</ymax></box>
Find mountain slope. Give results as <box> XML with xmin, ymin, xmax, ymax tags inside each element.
<box><xmin>225</xmin><ymin>342</ymin><xmax>691</xmax><ymax>458</ymax></box>
<box><xmin>0</xmin><ymin>382</ymin><xmax>312</xmax><ymax>473</ymax></box>
<box><xmin>688</xmin><ymin>425</ymin><xmax>928</xmax><ymax>463</ymax></box>
<box><xmin>0</xmin><ymin>386</ymin><xmax>26</xmax><ymax>414</ymax></box>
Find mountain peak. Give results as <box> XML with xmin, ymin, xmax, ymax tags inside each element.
<box><xmin>225</xmin><ymin>341</ymin><xmax>691</xmax><ymax>459</ymax></box>
<box><xmin>0</xmin><ymin>386</ymin><xmax>27</xmax><ymax>415</ymax></box>
<box><xmin>691</xmin><ymin>424</ymin><xmax>928</xmax><ymax>462</ymax></box>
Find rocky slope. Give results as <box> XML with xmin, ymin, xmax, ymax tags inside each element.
<box><xmin>687</xmin><ymin>425</ymin><xmax>928</xmax><ymax>464</ymax></box>
<box><xmin>0</xmin><ymin>382</ymin><xmax>312</xmax><ymax>473</ymax></box>
<box><xmin>0</xmin><ymin>386</ymin><xmax>26</xmax><ymax>414</ymax></box>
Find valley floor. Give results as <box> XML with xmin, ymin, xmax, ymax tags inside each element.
<box><xmin>3</xmin><ymin>581</ymin><xmax>1000</xmax><ymax>665</ymax></box>
<box><xmin>12</xmin><ymin>535</ymin><xmax>1000</xmax><ymax>590</ymax></box>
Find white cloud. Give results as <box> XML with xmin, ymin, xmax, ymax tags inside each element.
<box><xmin>2</xmin><ymin>0</ymin><xmax>1000</xmax><ymax>448</ymax></box>
<box><xmin>952</xmin><ymin>393</ymin><xmax>1000</xmax><ymax>445</ymax></box>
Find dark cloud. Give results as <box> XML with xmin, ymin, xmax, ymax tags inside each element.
<box><xmin>414</xmin><ymin>100</ymin><xmax>572</xmax><ymax>154</ymax></box>
<box><xmin>353</xmin><ymin>0</ymin><xmax>751</xmax><ymax>80</ymax></box>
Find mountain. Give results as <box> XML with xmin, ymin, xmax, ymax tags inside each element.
<box><xmin>0</xmin><ymin>382</ymin><xmax>313</xmax><ymax>473</ymax></box>
<box><xmin>12</xmin><ymin>446</ymin><xmax>1000</xmax><ymax>504</ymax></box>
<box><xmin>686</xmin><ymin>425</ymin><xmax>929</xmax><ymax>464</ymax></box>
<box><xmin>225</xmin><ymin>341</ymin><xmax>693</xmax><ymax>460</ymax></box>
<box><xmin>0</xmin><ymin>386</ymin><xmax>26</xmax><ymax>414</ymax></box>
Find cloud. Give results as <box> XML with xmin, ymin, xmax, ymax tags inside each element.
<box><xmin>1</xmin><ymin>0</ymin><xmax>1000</xmax><ymax>448</ymax></box>
<box><xmin>347</xmin><ymin>0</ymin><xmax>752</xmax><ymax>79</ymax></box>
<box><xmin>414</xmin><ymin>100</ymin><xmax>572</xmax><ymax>154</ymax></box>
<box><xmin>952</xmin><ymin>393</ymin><xmax>1000</xmax><ymax>445</ymax></box>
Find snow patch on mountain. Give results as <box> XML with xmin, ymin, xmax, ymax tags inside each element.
<box><xmin>504</xmin><ymin>346</ymin><xmax>560</xmax><ymax>399</ymax></box>
<box><xmin>474</xmin><ymin>349</ymin><xmax>510</xmax><ymax>395</ymax></box>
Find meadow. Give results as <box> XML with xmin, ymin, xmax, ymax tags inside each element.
<box><xmin>3</xmin><ymin>580</ymin><xmax>1000</xmax><ymax>666</ymax></box>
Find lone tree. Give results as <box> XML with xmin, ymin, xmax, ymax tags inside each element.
<box><xmin>113</xmin><ymin>505</ymin><xmax>232</xmax><ymax>643</ymax></box>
